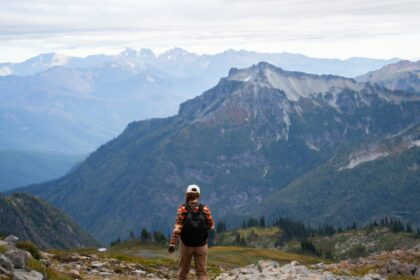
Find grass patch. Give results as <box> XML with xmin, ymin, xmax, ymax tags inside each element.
<box><xmin>0</xmin><ymin>245</ymin><xmax>7</xmax><ymax>253</ymax></box>
<box><xmin>208</xmin><ymin>246</ymin><xmax>323</xmax><ymax>270</ymax></box>
<box><xmin>216</xmin><ymin>227</ymin><xmax>281</xmax><ymax>248</ymax></box>
<box><xmin>27</xmin><ymin>257</ymin><xmax>72</xmax><ymax>280</ymax></box>
<box><xmin>26</xmin><ymin>258</ymin><xmax>45</xmax><ymax>273</ymax></box>
<box><xmin>388</xmin><ymin>276</ymin><xmax>420</xmax><ymax>280</ymax></box>
<box><xmin>16</xmin><ymin>241</ymin><xmax>40</xmax><ymax>260</ymax></box>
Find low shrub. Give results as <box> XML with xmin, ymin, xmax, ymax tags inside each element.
<box><xmin>16</xmin><ymin>241</ymin><xmax>41</xmax><ymax>260</ymax></box>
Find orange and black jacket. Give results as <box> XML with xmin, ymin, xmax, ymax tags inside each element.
<box><xmin>169</xmin><ymin>203</ymin><xmax>214</xmax><ymax>246</ymax></box>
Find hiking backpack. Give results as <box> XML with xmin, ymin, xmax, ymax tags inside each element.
<box><xmin>180</xmin><ymin>203</ymin><xmax>208</xmax><ymax>247</ymax></box>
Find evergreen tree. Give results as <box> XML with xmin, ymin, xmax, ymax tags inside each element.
<box><xmin>234</xmin><ymin>233</ymin><xmax>241</xmax><ymax>245</ymax></box>
<box><xmin>140</xmin><ymin>228</ymin><xmax>151</xmax><ymax>242</ymax></box>
<box><xmin>300</xmin><ymin>239</ymin><xmax>317</xmax><ymax>255</ymax></box>
<box><xmin>129</xmin><ymin>230</ymin><xmax>135</xmax><ymax>240</ymax></box>
<box><xmin>246</xmin><ymin>217</ymin><xmax>259</xmax><ymax>228</ymax></box>
<box><xmin>216</xmin><ymin>221</ymin><xmax>227</xmax><ymax>233</ymax></box>
<box><xmin>259</xmin><ymin>216</ymin><xmax>266</xmax><ymax>227</ymax></box>
<box><xmin>153</xmin><ymin>231</ymin><xmax>167</xmax><ymax>244</ymax></box>
<box><xmin>110</xmin><ymin>238</ymin><xmax>121</xmax><ymax>246</ymax></box>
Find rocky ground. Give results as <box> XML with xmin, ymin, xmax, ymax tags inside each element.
<box><xmin>315</xmin><ymin>245</ymin><xmax>420</xmax><ymax>278</ymax></box>
<box><xmin>217</xmin><ymin>245</ymin><xmax>420</xmax><ymax>280</ymax></box>
<box><xmin>42</xmin><ymin>251</ymin><xmax>174</xmax><ymax>279</ymax></box>
<box><xmin>0</xmin><ymin>235</ymin><xmax>43</xmax><ymax>280</ymax></box>
<box><xmin>0</xmin><ymin>235</ymin><xmax>173</xmax><ymax>279</ymax></box>
<box><xmin>1</xmin><ymin>234</ymin><xmax>420</xmax><ymax>279</ymax></box>
<box><xmin>215</xmin><ymin>260</ymin><xmax>385</xmax><ymax>280</ymax></box>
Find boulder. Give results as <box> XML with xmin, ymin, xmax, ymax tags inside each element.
<box><xmin>0</xmin><ymin>254</ymin><xmax>14</xmax><ymax>271</ymax></box>
<box><xmin>379</xmin><ymin>259</ymin><xmax>417</xmax><ymax>276</ymax></box>
<box><xmin>5</xmin><ymin>249</ymin><xmax>29</xmax><ymax>269</ymax></box>
<box><xmin>4</xmin><ymin>235</ymin><xmax>19</xmax><ymax>247</ymax></box>
<box><xmin>0</xmin><ymin>263</ymin><xmax>13</xmax><ymax>277</ymax></box>
<box><xmin>415</xmin><ymin>265</ymin><xmax>420</xmax><ymax>276</ymax></box>
<box><xmin>13</xmin><ymin>269</ymin><xmax>44</xmax><ymax>280</ymax></box>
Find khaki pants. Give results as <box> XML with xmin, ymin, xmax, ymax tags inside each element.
<box><xmin>178</xmin><ymin>240</ymin><xmax>208</xmax><ymax>280</ymax></box>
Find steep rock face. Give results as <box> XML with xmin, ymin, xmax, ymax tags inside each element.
<box><xmin>19</xmin><ymin>62</ymin><xmax>420</xmax><ymax>242</ymax></box>
<box><xmin>0</xmin><ymin>193</ymin><xmax>98</xmax><ymax>249</ymax></box>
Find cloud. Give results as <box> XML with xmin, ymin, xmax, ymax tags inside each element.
<box><xmin>0</xmin><ymin>0</ymin><xmax>419</xmax><ymax>62</ymax></box>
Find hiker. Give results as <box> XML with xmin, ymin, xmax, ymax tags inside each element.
<box><xmin>168</xmin><ymin>184</ymin><xmax>215</xmax><ymax>280</ymax></box>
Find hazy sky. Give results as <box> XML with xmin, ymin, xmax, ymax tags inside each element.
<box><xmin>1</xmin><ymin>0</ymin><xmax>419</xmax><ymax>62</ymax></box>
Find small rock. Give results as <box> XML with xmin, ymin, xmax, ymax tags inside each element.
<box><xmin>68</xmin><ymin>269</ymin><xmax>81</xmax><ymax>279</ymax></box>
<box><xmin>291</xmin><ymin>260</ymin><xmax>300</xmax><ymax>266</ymax></box>
<box><xmin>40</xmin><ymin>259</ymin><xmax>50</xmax><ymax>267</ymax></box>
<box><xmin>91</xmin><ymin>261</ymin><xmax>106</xmax><ymax>268</ymax></box>
<box><xmin>362</xmin><ymin>273</ymin><xmax>385</xmax><ymax>280</ymax></box>
<box><xmin>108</xmin><ymin>258</ymin><xmax>119</xmax><ymax>265</ymax></box>
<box><xmin>40</xmin><ymin>252</ymin><xmax>55</xmax><ymax>259</ymax></box>
<box><xmin>134</xmin><ymin>269</ymin><xmax>147</xmax><ymax>276</ymax></box>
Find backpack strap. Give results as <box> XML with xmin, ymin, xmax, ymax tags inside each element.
<box><xmin>183</xmin><ymin>203</ymin><xmax>203</xmax><ymax>213</ymax></box>
<box><xmin>183</xmin><ymin>203</ymin><xmax>191</xmax><ymax>212</ymax></box>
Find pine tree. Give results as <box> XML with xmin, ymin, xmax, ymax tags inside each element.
<box><xmin>153</xmin><ymin>231</ymin><xmax>167</xmax><ymax>244</ymax></box>
<box><xmin>129</xmin><ymin>230</ymin><xmax>135</xmax><ymax>240</ymax></box>
<box><xmin>235</xmin><ymin>233</ymin><xmax>241</xmax><ymax>245</ymax></box>
<box><xmin>216</xmin><ymin>221</ymin><xmax>227</xmax><ymax>233</ymax></box>
<box><xmin>259</xmin><ymin>216</ymin><xmax>266</xmax><ymax>227</ymax></box>
<box><xmin>140</xmin><ymin>228</ymin><xmax>151</xmax><ymax>242</ymax></box>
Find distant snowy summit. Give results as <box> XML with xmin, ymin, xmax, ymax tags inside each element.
<box><xmin>0</xmin><ymin>47</ymin><xmax>402</xmax><ymax>78</ymax></box>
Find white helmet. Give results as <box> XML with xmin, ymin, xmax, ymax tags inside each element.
<box><xmin>186</xmin><ymin>184</ymin><xmax>200</xmax><ymax>194</ymax></box>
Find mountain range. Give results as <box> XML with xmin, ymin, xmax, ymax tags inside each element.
<box><xmin>16</xmin><ymin>61</ymin><xmax>420</xmax><ymax>243</ymax></box>
<box><xmin>0</xmin><ymin>48</ymin><xmax>401</xmax><ymax>154</ymax></box>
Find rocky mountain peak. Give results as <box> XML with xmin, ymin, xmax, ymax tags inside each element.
<box><xmin>227</xmin><ymin>61</ymin><xmax>363</xmax><ymax>101</ymax></box>
<box><xmin>119</xmin><ymin>47</ymin><xmax>138</xmax><ymax>57</ymax></box>
<box><xmin>179</xmin><ymin>62</ymin><xmax>367</xmax><ymax>121</ymax></box>
<box><xmin>158</xmin><ymin>47</ymin><xmax>199</xmax><ymax>62</ymax></box>
<box><xmin>355</xmin><ymin>59</ymin><xmax>420</xmax><ymax>93</ymax></box>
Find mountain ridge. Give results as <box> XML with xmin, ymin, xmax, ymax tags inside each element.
<box><xmin>14</xmin><ymin>62</ymin><xmax>420</xmax><ymax>243</ymax></box>
<box><xmin>0</xmin><ymin>192</ymin><xmax>98</xmax><ymax>249</ymax></box>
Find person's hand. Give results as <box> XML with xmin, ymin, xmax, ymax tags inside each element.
<box><xmin>168</xmin><ymin>245</ymin><xmax>175</xmax><ymax>254</ymax></box>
